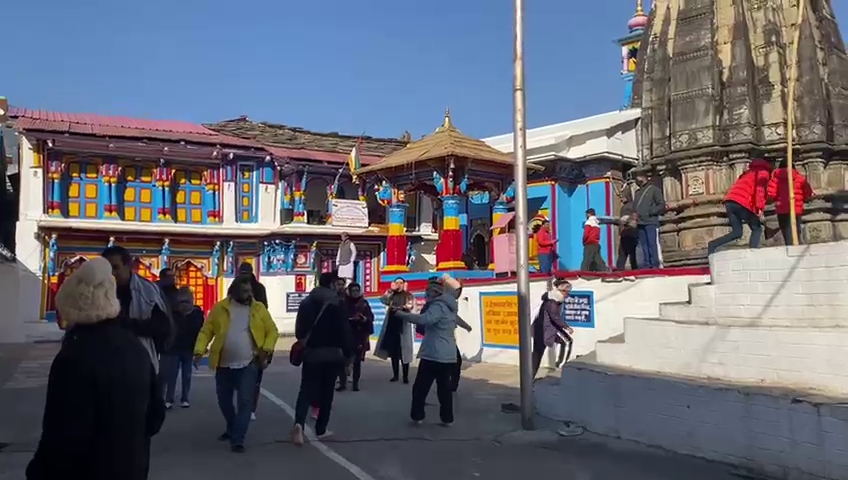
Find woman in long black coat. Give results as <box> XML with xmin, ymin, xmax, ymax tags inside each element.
<box><xmin>27</xmin><ymin>257</ymin><xmax>165</xmax><ymax>480</ymax></box>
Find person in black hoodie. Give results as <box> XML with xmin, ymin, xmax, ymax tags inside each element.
<box><xmin>291</xmin><ymin>271</ymin><xmax>353</xmax><ymax>446</ymax></box>
<box><xmin>159</xmin><ymin>286</ymin><xmax>204</xmax><ymax>409</ymax></box>
<box><xmin>531</xmin><ymin>278</ymin><xmax>573</xmax><ymax>378</ymax></box>
<box><xmin>27</xmin><ymin>257</ymin><xmax>164</xmax><ymax>480</ymax></box>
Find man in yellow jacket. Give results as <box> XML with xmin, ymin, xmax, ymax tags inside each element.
<box><xmin>194</xmin><ymin>275</ymin><xmax>278</xmax><ymax>453</ymax></box>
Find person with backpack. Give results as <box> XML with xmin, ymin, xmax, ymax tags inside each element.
<box><xmin>291</xmin><ymin>271</ymin><xmax>353</xmax><ymax>446</ymax></box>
<box><xmin>707</xmin><ymin>158</ymin><xmax>772</xmax><ymax>256</ymax></box>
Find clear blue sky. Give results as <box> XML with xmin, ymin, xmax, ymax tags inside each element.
<box><xmin>4</xmin><ymin>1</ymin><xmax>848</xmax><ymax>140</ymax></box>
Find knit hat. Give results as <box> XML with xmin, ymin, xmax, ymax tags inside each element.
<box><xmin>55</xmin><ymin>257</ymin><xmax>121</xmax><ymax>326</ymax></box>
<box><xmin>238</xmin><ymin>262</ymin><xmax>254</xmax><ymax>274</ymax></box>
<box><xmin>426</xmin><ymin>276</ymin><xmax>444</xmax><ymax>297</ymax></box>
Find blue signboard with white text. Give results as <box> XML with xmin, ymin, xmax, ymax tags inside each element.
<box><xmin>563</xmin><ymin>290</ymin><xmax>594</xmax><ymax>328</ymax></box>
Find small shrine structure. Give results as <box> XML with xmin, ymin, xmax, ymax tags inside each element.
<box><xmin>357</xmin><ymin>110</ymin><xmax>539</xmax><ymax>275</ymax></box>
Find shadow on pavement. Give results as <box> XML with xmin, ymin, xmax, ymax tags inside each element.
<box><xmin>1</xmin><ymin>344</ymin><xmax>752</xmax><ymax>480</ymax></box>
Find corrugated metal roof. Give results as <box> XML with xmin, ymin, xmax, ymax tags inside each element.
<box><xmin>10</xmin><ymin>107</ymin><xmax>262</xmax><ymax>148</ymax></box>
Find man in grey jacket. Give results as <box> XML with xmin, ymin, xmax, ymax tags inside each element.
<box><xmin>629</xmin><ymin>170</ymin><xmax>665</xmax><ymax>269</ymax></box>
<box><xmin>393</xmin><ymin>274</ymin><xmax>462</xmax><ymax>426</ymax></box>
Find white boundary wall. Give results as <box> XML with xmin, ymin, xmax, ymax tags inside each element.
<box><xmin>455</xmin><ymin>273</ymin><xmax>707</xmax><ymax>368</ymax></box>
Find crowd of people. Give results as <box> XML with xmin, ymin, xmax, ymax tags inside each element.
<box><xmin>26</xmin><ymin>239</ymin><xmax>501</xmax><ymax>478</ymax></box>
<box><xmin>532</xmin><ymin>160</ymin><xmax>813</xmax><ymax>274</ymax></box>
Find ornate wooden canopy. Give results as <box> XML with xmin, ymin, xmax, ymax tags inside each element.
<box><xmin>356</xmin><ymin>110</ymin><xmax>540</xmax><ymax>176</ymax></box>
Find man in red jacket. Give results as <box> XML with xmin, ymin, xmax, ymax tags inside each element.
<box><xmin>534</xmin><ymin>218</ymin><xmax>557</xmax><ymax>274</ymax></box>
<box><xmin>581</xmin><ymin>209</ymin><xmax>607</xmax><ymax>272</ymax></box>
<box><xmin>767</xmin><ymin>159</ymin><xmax>814</xmax><ymax>245</ymax></box>
<box><xmin>707</xmin><ymin>158</ymin><xmax>772</xmax><ymax>256</ymax></box>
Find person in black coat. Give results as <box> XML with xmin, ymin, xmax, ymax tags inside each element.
<box><xmin>159</xmin><ymin>286</ymin><xmax>205</xmax><ymax>409</ymax></box>
<box><xmin>290</xmin><ymin>271</ymin><xmax>353</xmax><ymax>446</ymax></box>
<box><xmin>27</xmin><ymin>257</ymin><xmax>165</xmax><ymax>480</ymax></box>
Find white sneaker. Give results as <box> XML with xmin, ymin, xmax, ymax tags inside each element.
<box><xmin>180</xmin><ymin>401</ymin><xmax>190</xmax><ymax>409</ymax></box>
<box><xmin>165</xmin><ymin>402</ymin><xmax>173</xmax><ymax>410</ymax></box>
<box><xmin>316</xmin><ymin>430</ymin><xmax>334</xmax><ymax>440</ymax></box>
<box><xmin>251</xmin><ymin>412</ymin><xmax>257</xmax><ymax>421</ymax></box>
<box><xmin>291</xmin><ymin>424</ymin><xmax>304</xmax><ymax>446</ymax></box>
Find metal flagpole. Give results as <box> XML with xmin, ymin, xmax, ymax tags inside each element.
<box><xmin>785</xmin><ymin>0</ymin><xmax>806</xmax><ymax>247</ymax></box>
<box><xmin>513</xmin><ymin>0</ymin><xmax>534</xmax><ymax>431</ymax></box>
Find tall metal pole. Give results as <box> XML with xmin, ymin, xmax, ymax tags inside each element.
<box><xmin>785</xmin><ymin>0</ymin><xmax>806</xmax><ymax>247</ymax></box>
<box><xmin>512</xmin><ymin>0</ymin><xmax>534</xmax><ymax>431</ymax></box>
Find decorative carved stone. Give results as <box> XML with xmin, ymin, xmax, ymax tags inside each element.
<box><xmin>687</xmin><ymin>173</ymin><xmax>706</xmax><ymax>196</ymax></box>
<box><xmin>632</xmin><ymin>0</ymin><xmax>848</xmax><ymax>265</ymax></box>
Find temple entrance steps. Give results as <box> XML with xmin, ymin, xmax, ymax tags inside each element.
<box><xmin>594</xmin><ymin>316</ymin><xmax>848</xmax><ymax>396</ymax></box>
<box><xmin>535</xmin><ymin>357</ymin><xmax>848</xmax><ymax>480</ymax></box>
<box><xmin>537</xmin><ymin>242</ymin><xmax>848</xmax><ymax>479</ymax></box>
<box><xmin>594</xmin><ymin>241</ymin><xmax>848</xmax><ymax>397</ymax></box>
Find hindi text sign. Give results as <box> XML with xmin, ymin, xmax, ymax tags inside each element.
<box><xmin>480</xmin><ymin>292</ymin><xmax>519</xmax><ymax>348</ymax></box>
<box><xmin>286</xmin><ymin>292</ymin><xmax>309</xmax><ymax>313</ymax></box>
<box><xmin>331</xmin><ymin>199</ymin><xmax>369</xmax><ymax>228</ymax></box>
<box><xmin>562</xmin><ymin>290</ymin><xmax>594</xmax><ymax>328</ymax></box>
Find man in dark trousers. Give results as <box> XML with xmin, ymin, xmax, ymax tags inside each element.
<box><xmin>630</xmin><ymin>170</ymin><xmax>665</xmax><ymax>269</ymax></box>
<box><xmin>291</xmin><ymin>271</ymin><xmax>352</xmax><ymax>445</ymax></box>
<box><xmin>237</xmin><ymin>262</ymin><xmax>270</xmax><ymax>421</ymax></box>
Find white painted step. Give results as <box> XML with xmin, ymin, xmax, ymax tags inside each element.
<box><xmin>536</xmin><ymin>358</ymin><xmax>848</xmax><ymax>480</ymax></box>
<box><xmin>596</xmin><ymin>317</ymin><xmax>848</xmax><ymax>397</ymax></box>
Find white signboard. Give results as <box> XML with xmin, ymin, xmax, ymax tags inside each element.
<box><xmin>331</xmin><ymin>199</ymin><xmax>369</xmax><ymax>228</ymax></box>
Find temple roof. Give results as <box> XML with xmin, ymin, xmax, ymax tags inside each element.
<box><xmin>205</xmin><ymin>117</ymin><xmax>408</xmax><ymax>165</ymax></box>
<box><xmin>357</xmin><ymin>110</ymin><xmax>518</xmax><ymax>174</ymax></box>
<box><xmin>10</xmin><ymin>107</ymin><xmax>259</xmax><ymax>148</ymax></box>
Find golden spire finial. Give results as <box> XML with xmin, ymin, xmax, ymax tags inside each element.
<box><xmin>636</xmin><ymin>0</ymin><xmax>644</xmax><ymax>14</ymax></box>
<box><xmin>443</xmin><ymin>107</ymin><xmax>452</xmax><ymax>128</ymax></box>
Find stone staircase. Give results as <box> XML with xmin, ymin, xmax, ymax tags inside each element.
<box><xmin>537</xmin><ymin>242</ymin><xmax>848</xmax><ymax>479</ymax></box>
<box><xmin>594</xmin><ymin>243</ymin><xmax>848</xmax><ymax>397</ymax></box>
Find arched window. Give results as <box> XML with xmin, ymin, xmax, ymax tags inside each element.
<box><xmin>305</xmin><ymin>178</ymin><xmax>329</xmax><ymax>224</ymax></box>
<box><xmin>337</xmin><ymin>180</ymin><xmax>359</xmax><ymax>200</ymax></box>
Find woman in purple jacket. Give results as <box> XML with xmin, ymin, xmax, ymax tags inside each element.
<box><xmin>531</xmin><ymin>278</ymin><xmax>573</xmax><ymax>378</ymax></box>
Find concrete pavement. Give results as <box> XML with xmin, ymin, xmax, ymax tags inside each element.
<box><xmin>1</xmin><ymin>342</ymin><xmax>755</xmax><ymax>480</ymax></box>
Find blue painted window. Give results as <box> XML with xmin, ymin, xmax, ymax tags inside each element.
<box><xmin>121</xmin><ymin>165</ymin><xmax>156</xmax><ymax>222</ymax></box>
<box><xmin>174</xmin><ymin>168</ymin><xmax>206</xmax><ymax>224</ymax></box>
<box><xmin>236</xmin><ymin>162</ymin><xmax>257</xmax><ymax>223</ymax></box>
<box><xmin>65</xmin><ymin>159</ymin><xmax>102</xmax><ymax>219</ymax></box>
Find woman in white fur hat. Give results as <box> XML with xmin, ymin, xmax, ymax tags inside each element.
<box><xmin>27</xmin><ymin>257</ymin><xmax>165</xmax><ymax>480</ymax></box>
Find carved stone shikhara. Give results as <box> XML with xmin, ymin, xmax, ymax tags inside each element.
<box><xmin>631</xmin><ymin>0</ymin><xmax>848</xmax><ymax>265</ymax></box>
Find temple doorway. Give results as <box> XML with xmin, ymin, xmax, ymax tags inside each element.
<box><xmin>471</xmin><ymin>233</ymin><xmax>488</xmax><ymax>269</ymax></box>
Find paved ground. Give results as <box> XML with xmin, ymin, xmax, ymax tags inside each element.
<box><xmin>0</xmin><ymin>341</ymin><xmax>755</xmax><ymax>480</ymax></box>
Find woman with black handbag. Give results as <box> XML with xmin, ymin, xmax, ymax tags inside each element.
<box><xmin>290</xmin><ymin>271</ymin><xmax>353</xmax><ymax>446</ymax></box>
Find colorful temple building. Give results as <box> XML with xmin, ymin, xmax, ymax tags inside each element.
<box><xmin>9</xmin><ymin>107</ymin><xmax>417</xmax><ymax>331</ymax></box>
<box><xmin>4</xmin><ymin>1</ymin><xmax>668</xmax><ymax>339</ymax></box>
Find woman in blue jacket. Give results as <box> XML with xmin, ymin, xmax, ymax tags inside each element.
<box><xmin>392</xmin><ymin>274</ymin><xmax>462</xmax><ymax>426</ymax></box>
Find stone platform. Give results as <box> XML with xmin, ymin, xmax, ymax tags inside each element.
<box><xmin>538</xmin><ymin>242</ymin><xmax>848</xmax><ymax>480</ymax></box>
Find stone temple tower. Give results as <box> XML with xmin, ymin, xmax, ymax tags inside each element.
<box><xmin>630</xmin><ymin>0</ymin><xmax>848</xmax><ymax>265</ymax></box>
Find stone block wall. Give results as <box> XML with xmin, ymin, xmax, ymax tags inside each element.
<box><xmin>538</xmin><ymin>364</ymin><xmax>848</xmax><ymax>480</ymax></box>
